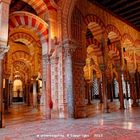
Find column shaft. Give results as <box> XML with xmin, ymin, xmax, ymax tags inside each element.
<box><xmin>0</xmin><ymin>59</ymin><xmax>3</xmax><ymax>128</ymax></box>
<box><xmin>4</xmin><ymin>79</ymin><xmax>9</xmax><ymax>111</ymax></box>
<box><xmin>33</xmin><ymin>80</ymin><xmax>37</xmax><ymax>107</ymax></box>
<box><xmin>87</xmin><ymin>83</ymin><xmax>91</xmax><ymax>104</ymax></box>
<box><xmin>118</xmin><ymin>74</ymin><xmax>125</xmax><ymax>109</ymax></box>
<box><xmin>102</xmin><ymin>72</ymin><xmax>109</xmax><ymax>112</ymax></box>
<box><xmin>65</xmin><ymin>48</ymin><xmax>74</xmax><ymax>118</ymax></box>
<box><xmin>130</xmin><ymin>75</ymin><xmax>138</xmax><ymax>107</ymax></box>
<box><xmin>27</xmin><ymin>84</ymin><xmax>31</xmax><ymax>106</ymax></box>
<box><xmin>45</xmin><ymin>57</ymin><xmax>52</xmax><ymax>119</ymax></box>
<box><xmin>97</xmin><ymin>79</ymin><xmax>103</xmax><ymax>103</ymax></box>
<box><xmin>125</xmin><ymin>81</ymin><xmax>129</xmax><ymax>100</ymax></box>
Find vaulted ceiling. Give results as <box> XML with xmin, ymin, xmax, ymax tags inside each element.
<box><xmin>9</xmin><ymin>0</ymin><xmax>42</xmax><ymax>82</ymax></box>
<box><xmin>88</xmin><ymin>0</ymin><xmax>140</xmax><ymax>31</ymax></box>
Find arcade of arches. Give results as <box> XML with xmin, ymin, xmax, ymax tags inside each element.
<box><xmin>0</xmin><ymin>0</ymin><xmax>140</xmax><ymax>132</ymax></box>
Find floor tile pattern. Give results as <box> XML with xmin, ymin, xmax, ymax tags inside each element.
<box><xmin>0</xmin><ymin>102</ymin><xmax>140</xmax><ymax>140</ymax></box>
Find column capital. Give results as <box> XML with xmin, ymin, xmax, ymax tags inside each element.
<box><xmin>62</xmin><ymin>39</ymin><xmax>79</xmax><ymax>57</ymax></box>
<box><xmin>62</xmin><ymin>39</ymin><xmax>80</xmax><ymax>47</ymax></box>
<box><xmin>64</xmin><ymin>47</ymin><xmax>76</xmax><ymax>57</ymax></box>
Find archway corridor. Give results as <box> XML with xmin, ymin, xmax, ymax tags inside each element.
<box><xmin>1</xmin><ymin>0</ymin><xmax>50</xmax><ymax>127</ymax></box>
<box><xmin>1</xmin><ymin>0</ymin><xmax>140</xmax><ymax>139</ymax></box>
<box><xmin>3</xmin><ymin>27</ymin><xmax>46</xmax><ymax>126</ymax></box>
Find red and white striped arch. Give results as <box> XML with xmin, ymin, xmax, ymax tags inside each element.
<box><xmin>87</xmin><ymin>39</ymin><xmax>102</xmax><ymax>57</ymax></box>
<box><xmin>44</xmin><ymin>0</ymin><xmax>57</xmax><ymax>11</ymax></box>
<box><xmin>9</xmin><ymin>11</ymin><xmax>49</xmax><ymax>53</ymax></box>
<box><xmin>23</xmin><ymin>0</ymin><xmax>48</xmax><ymax>16</ymax></box>
<box><xmin>108</xmin><ymin>43</ymin><xmax>120</xmax><ymax>62</ymax></box>
<box><xmin>121</xmin><ymin>33</ymin><xmax>135</xmax><ymax>69</ymax></box>
<box><xmin>10</xmin><ymin>0</ymin><xmax>57</xmax><ymax>18</ymax></box>
<box><xmin>106</xmin><ymin>24</ymin><xmax>121</xmax><ymax>42</ymax></box>
<box><xmin>84</xmin><ymin>14</ymin><xmax>105</xmax><ymax>37</ymax></box>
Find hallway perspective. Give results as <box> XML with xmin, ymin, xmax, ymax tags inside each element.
<box><xmin>1</xmin><ymin>0</ymin><xmax>140</xmax><ymax>139</ymax></box>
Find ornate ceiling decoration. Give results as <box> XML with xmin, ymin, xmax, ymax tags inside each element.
<box><xmin>9</xmin><ymin>11</ymin><xmax>49</xmax><ymax>47</ymax></box>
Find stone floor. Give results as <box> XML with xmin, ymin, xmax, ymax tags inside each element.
<box><xmin>0</xmin><ymin>100</ymin><xmax>140</xmax><ymax>140</ymax></box>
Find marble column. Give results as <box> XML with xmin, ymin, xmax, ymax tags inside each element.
<box><xmin>97</xmin><ymin>79</ymin><xmax>103</xmax><ymax>103</ymax></box>
<box><xmin>32</xmin><ymin>77</ymin><xmax>37</xmax><ymax>108</ymax></box>
<box><xmin>26</xmin><ymin>83</ymin><xmax>29</xmax><ymax>104</ymax></box>
<box><xmin>112</xmin><ymin>79</ymin><xmax>116</xmax><ymax>99</ymax></box>
<box><xmin>0</xmin><ymin>0</ymin><xmax>10</xmax><ymax>128</ymax></box>
<box><xmin>87</xmin><ymin>83</ymin><xmax>92</xmax><ymax>105</ymax></box>
<box><xmin>130</xmin><ymin>74</ymin><xmax>138</xmax><ymax>107</ymax></box>
<box><xmin>118</xmin><ymin>73</ymin><xmax>125</xmax><ymax>109</ymax></box>
<box><xmin>57</xmin><ymin>47</ymin><xmax>67</xmax><ymax>118</ymax></box>
<box><xmin>45</xmin><ymin>56</ymin><xmax>52</xmax><ymax>119</ymax></box>
<box><xmin>108</xmin><ymin>80</ymin><xmax>113</xmax><ymax>102</ymax></box>
<box><xmin>0</xmin><ymin>58</ymin><xmax>3</xmax><ymax>128</ymax></box>
<box><xmin>102</xmin><ymin>71</ymin><xmax>109</xmax><ymax>113</ymax></box>
<box><xmin>0</xmin><ymin>48</ymin><xmax>8</xmax><ymax>128</ymax></box>
<box><xmin>25</xmin><ymin>84</ymin><xmax>28</xmax><ymax>103</ymax></box>
<box><xmin>50</xmin><ymin>57</ymin><xmax>59</xmax><ymax>118</ymax></box>
<box><xmin>64</xmin><ymin>46</ymin><xmax>74</xmax><ymax>118</ymax></box>
<box><xmin>125</xmin><ymin>81</ymin><xmax>129</xmax><ymax>100</ymax></box>
<box><xmin>24</xmin><ymin>85</ymin><xmax>26</xmax><ymax>103</ymax></box>
<box><xmin>135</xmin><ymin>71</ymin><xmax>140</xmax><ymax>100</ymax></box>
<box><xmin>26</xmin><ymin>84</ymin><xmax>29</xmax><ymax>105</ymax></box>
<box><xmin>9</xmin><ymin>81</ymin><xmax>12</xmax><ymax>106</ymax></box>
<box><xmin>4</xmin><ymin>78</ymin><xmax>9</xmax><ymax>111</ymax></box>
<box><xmin>41</xmin><ymin>55</ymin><xmax>47</xmax><ymax>106</ymax></box>
<box><xmin>0</xmin><ymin>0</ymin><xmax>10</xmax><ymax>46</ymax></box>
<box><xmin>100</xmin><ymin>65</ymin><xmax>109</xmax><ymax>113</ymax></box>
<box><xmin>85</xmin><ymin>83</ymin><xmax>88</xmax><ymax>100</ymax></box>
<box><xmin>27</xmin><ymin>82</ymin><xmax>31</xmax><ymax>106</ymax></box>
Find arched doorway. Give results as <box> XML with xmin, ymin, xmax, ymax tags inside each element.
<box><xmin>13</xmin><ymin>79</ymin><xmax>23</xmax><ymax>103</ymax></box>
<box><xmin>1</xmin><ymin>0</ymin><xmax>51</xmax><ymax>126</ymax></box>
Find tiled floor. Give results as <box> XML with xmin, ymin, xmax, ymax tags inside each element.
<box><xmin>4</xmin><ymin>104</ymin><xmax>44</xmax><ymax>126</ymax></box>
<box><xmin>0</xmin><ymin>100</ymin><xmax>140</xmax><ymax>140</ymax></box>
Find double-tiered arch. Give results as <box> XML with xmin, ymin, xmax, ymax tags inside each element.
<box><xmin>9</xmin><ymin>0</ymin><xmax>57</xmax><ymax>19</ymax></box>
<box><xmin>9</xmin><ymin>11</ymin><xmax>49</xmax><ymax>55</ymax></box>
